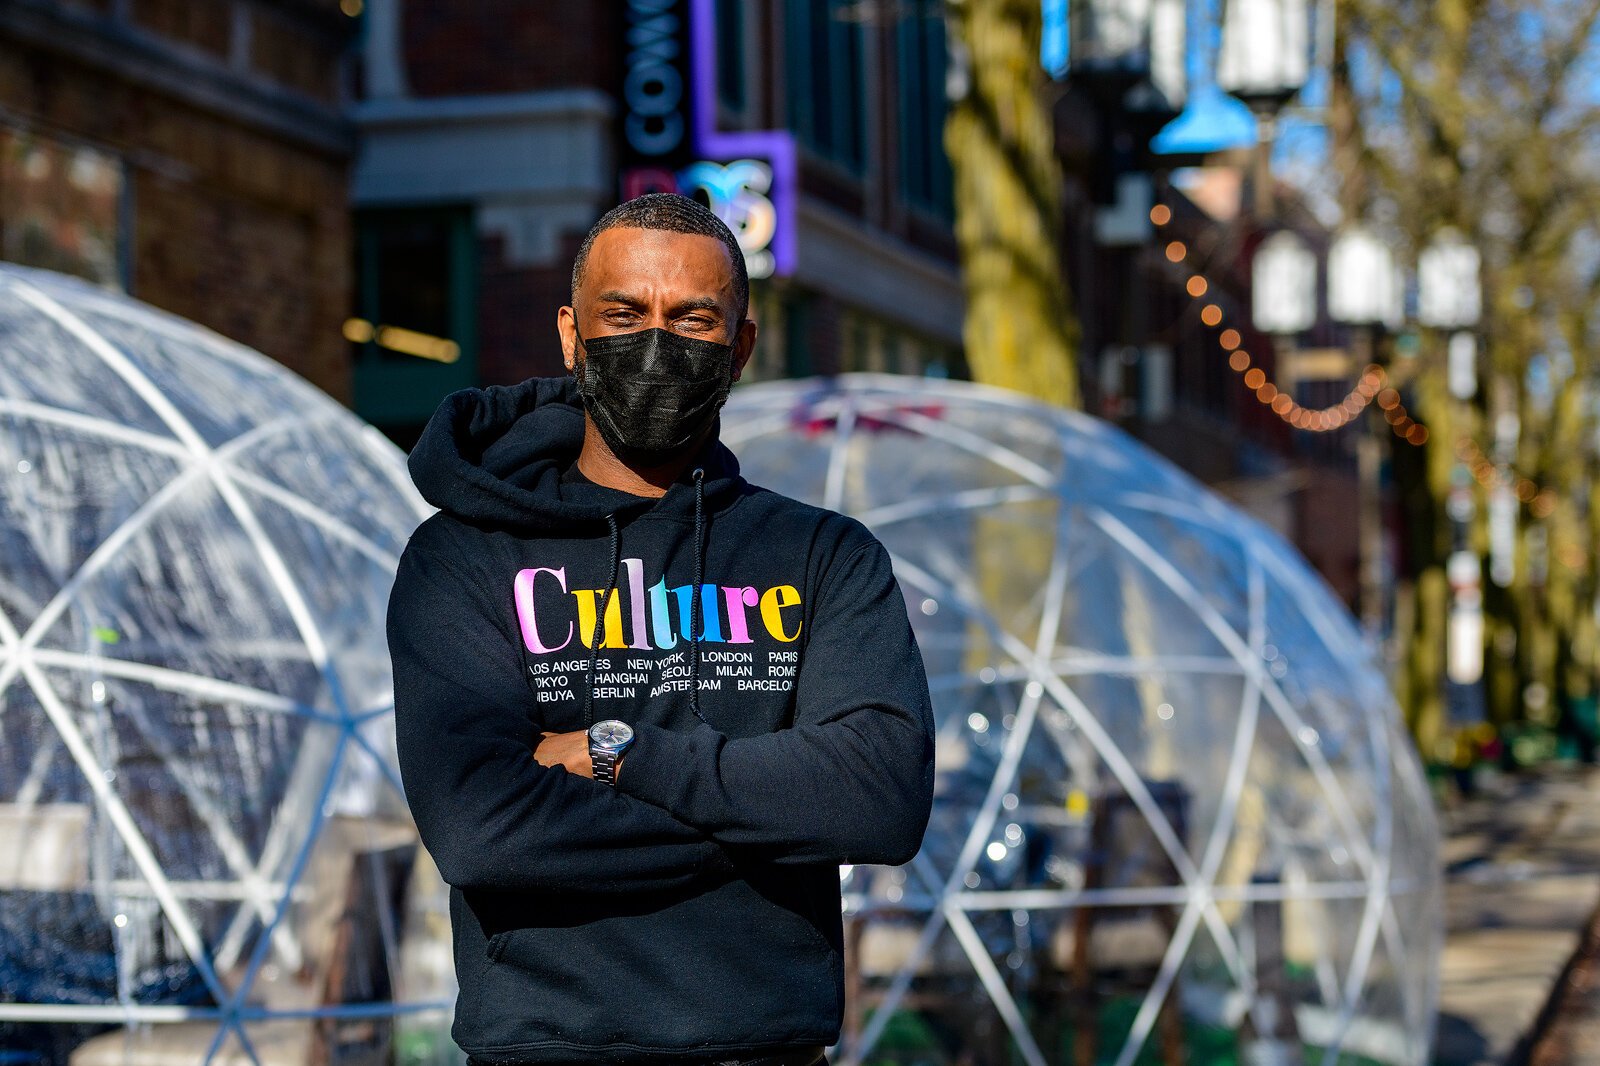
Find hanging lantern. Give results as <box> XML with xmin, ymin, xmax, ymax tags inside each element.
<box><xmin>1328</xmin><ymin>226</ymin><xmax>1403</xmax><ymax>328</ymax></box>
<box><xmin>1252</xmin><ymin>230</ymin><xmax>1318</xmax><ymax>334</ymax></box>
<box><xmin>1149</xmin><ymin>0</ymin><xmax>1188</xmax><ymax>110</ymax></box>
<box><xmin>1217</xmin><ymin>0</ymin><xmax>1312</xmax><ymax>109</ymax></box>
<box><xmin>1071</xmin><ymin>0</ymin><xmax>1157</xmax><ymax>79</ymax></box>
<box><xmin>1417</xmin><ymin>229</ymin><xmax>1482</xmax><ymax>329</ymax></box>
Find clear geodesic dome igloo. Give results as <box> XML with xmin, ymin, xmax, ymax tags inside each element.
<box><xmin>721</xmin><ymin>375</ymin><xmax>1442</xmax><ymax>1066</ymax></box>
<box><xmin>0</xmin><ymin>263</ymin><xmax>451</xmax><ymax>1066</ymax></box>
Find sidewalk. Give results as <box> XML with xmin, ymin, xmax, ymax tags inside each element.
<box><xmin>1434</xmin><ymin>765</ymin><xmax>1600</xmax><ymax>1065</ymax></box>
<box><xmin>1523</xmin><ymin>896</ymin><xmax>1600</xmax><ymax>1065</ymax></box>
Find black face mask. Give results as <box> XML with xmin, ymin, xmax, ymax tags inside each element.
<box><xmin>573</xmin><ymin>325</ymin><xmax>737</xmax><ymax>465</ymax></box>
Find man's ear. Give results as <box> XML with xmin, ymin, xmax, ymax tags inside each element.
<box><xmin>731</xmin><ymin>317</ymin><xmax>759</xmax><ymax>382</ymax></box>
<box><xmin>557</xmin><ymin>306</ymin><xmax>578</xmax><ymax>374</ymax></box>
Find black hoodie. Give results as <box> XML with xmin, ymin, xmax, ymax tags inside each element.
<box><xmin>386</xmin><ymin>377</ymin><xmax>936</xmax><ymax>1064</ymax></box>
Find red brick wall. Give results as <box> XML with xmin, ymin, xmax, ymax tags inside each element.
<box><xmin>132</xmin><ymin>168</ymin><xmax>350</xmax><ymax>398</ymax></box>
<box><xmin>129</xmin><ymin>0</ymin><xmax>232</xmax><ymax>58</ymax></box>
<box><xmin>122</xmin><ymin>0</ymin><xmax>349</xmax><ymax>104</ymax></box>
<box><xmin>250</xmin><ymin>4</ymin><xmax>345</xmax><ymax>103</ymax></box>
<box><xmin>0</xmin><ymin>15</ymin><xmax>353</xmax><ymax>401</ymax></box>
<box><xmin>400</xmin><ymin>0</ymin><xmax>622</xmax><ymax>97</ymax></box>
<box><xmin>475</xmin><ymin>231</ymin><xmax>574</xmax><ymax>386</ymax></box>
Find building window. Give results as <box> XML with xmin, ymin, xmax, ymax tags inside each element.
<box><xmin>786</xmin><ymin>0</ymin><xmax>866</xmax><ymax>170</ymax></box>
<box><xmin>351</xmin><ymin>206</ymin><xmax>477</xmax><ymax>445</ymax></box>
<box><xmin>0</xmin><ymin>125</ymin><xmax>126</xmax><ymax>289</ymax></box>
<box><xmin>715</xmin><ymin>0</ymin><xmax>747</xmax><ymax>114</ymax></box>
<box><xmin>896</xmin><ymin>9</ymin><xmax>953</xmax><ymax>217</ymax></box>
<box><xmin>783</xmin><ymin>292</ymin><xmax>814</xmax><ymax>377</ymax></box>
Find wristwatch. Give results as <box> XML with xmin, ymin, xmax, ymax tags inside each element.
<box><xmin>588</xmin><ymin>719</ymin><xmax>635</xmax><ymax>786</ymax></box>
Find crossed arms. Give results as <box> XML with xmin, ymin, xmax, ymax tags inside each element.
<box><xmin>387</xmin><ymin>528</ymin><xmax>935</xmax><ymax>895</ymax></box>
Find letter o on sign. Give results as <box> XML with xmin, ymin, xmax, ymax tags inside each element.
<box><xmin>626</xmin><ymin>112</ymin><xmax>684</xmax><ymax>156</ymax></box>
<box><xmin>624</xmin><ymin>62</ymin><xmax>683</xmax><ymax>116</ymax></box>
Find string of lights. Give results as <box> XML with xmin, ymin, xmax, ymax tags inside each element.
<box><xmin>1455</xmin><ymin>435</ymin><xmax>1558</xmax><ymax>519</ymax></box>
<box><xmin>1149</xmin><ymin>202</ymin><xmax>1428</xmax><ymax>447</ymax></box>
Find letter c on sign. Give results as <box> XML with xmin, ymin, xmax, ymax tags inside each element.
<box><xmin>514</xmin><ymin>568</ymin><xmax>573</xmax><ymax>654</ymax></box>
<box><xmin>759</xmin><ymin>585</ymin><xmax>803</xmax><ymax>643</ymax></box>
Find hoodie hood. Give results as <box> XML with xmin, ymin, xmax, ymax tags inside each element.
<box><xmin>408</xmin><ymin>375</ymin><xmax>744</xmax><ymax>530</ymax></box>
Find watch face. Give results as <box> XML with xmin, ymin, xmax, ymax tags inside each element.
<box><xmin>589</xmin><ymin>719</ymin><xmax>633</xmax><ymax>749</ymax></box>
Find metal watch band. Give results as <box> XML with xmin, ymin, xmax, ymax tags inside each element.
<box><xmin>592</xmin><ymin>746</ymin><xmax>619</xmax><ymax>786</ymax></box>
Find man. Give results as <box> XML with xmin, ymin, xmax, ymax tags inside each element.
<box><xmin>387</xmin><ymin>193</ymin><xmax>936</xmax><ymax>1066</ymax></box>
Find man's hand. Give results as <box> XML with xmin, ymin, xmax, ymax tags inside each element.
<box><xmin>535</xmin><ymin>730</ymin><xmax>593</xmax><ymax>778</ymax></box>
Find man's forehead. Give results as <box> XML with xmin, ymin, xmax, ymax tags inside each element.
<box><xmin>581</xmin><ymin>227</ymin><xmax>735</xmax><ymax>297</ymax></box>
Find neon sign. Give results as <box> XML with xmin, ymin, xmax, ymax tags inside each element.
<box><xmin>617</xmin><ymin>0</ymin><xmax>796</xmax><ymax>278</ymax></box>
<box><xmin>685</xmin><ymin>0</ymin><xmax>795</xmax><ymax>276</ymax></box>
<box><xmin>620</xmin><ymin>0</ymin><xmax>690</xmax><ymax>163</ymax></box>
<box><xmin>677</xmin><ymin>160</ymin><xmax>778</xmax><ymax>278</ymax></box>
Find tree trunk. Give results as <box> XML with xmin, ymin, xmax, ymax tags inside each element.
<box><xmin>944</xmin><ymin>0</ymin><xmax>1079</xmax><ymax>408</ymax></box>
<box><xmin>1392</xmin><ymin>369</ymin><xmax>1454</xmax><ymax>756</ymax></box>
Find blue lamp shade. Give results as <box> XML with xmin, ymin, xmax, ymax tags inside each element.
<box><xmin>1151</xmin><ymin>83</ymin><xmax>1259</xmax><ymax>157</ymax></box>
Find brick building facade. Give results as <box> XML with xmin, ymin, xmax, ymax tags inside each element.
<box><xmin>0</xmin><ymin>0</ymin><xmax>357</xmax><ymax>402</ymax></box>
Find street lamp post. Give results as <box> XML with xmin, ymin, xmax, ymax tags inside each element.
<box><xmin>1217</xmin><ymin>0</ymin><xmax>1312</xmax><ymax>217</ymax></box>
<box><xmin>1217</xmin><ymin>0</ymin><xmax>1312</xmax><ymax>104</ymax></box>
<box><xmin>1418</xmin><ymin>229</ymin><xmax>1488</xmax><ymax>724</ymax></box>
<box><xmin>1068</xmin><ymin>0</ymin><xmax>1186</xmax><ymax>421</ymax></box>
<box><xmin>1070</xmin><ymin>0</ymin><xmax>1186</xmax><ymax>203</ymax></box>
<box><xmin>1252</xmin><ymin>230</ymin><xmax>1318</xmax><ymax>398</ymax></box>
<box><xmin>1252</xmin><ymin>231</ymin><xmax>1318</xmax><ymax>335</ymax></box>
<box><xmin>1328</xmin><ymin>225</ymin><xmax>1403</xmax><ymax>639</ymax></box>
<box><xmin>1328</xmin><ymin>226</ymin><xmax>1404</xmax><ymax>332</ymax></box>
<box><xmin>1418</xmin><ymin>228</ymin><xmax>1482</xmax><ymax>333</ymax></box>
<box><xmin>1241</xmin><ymin>218</ymin><xmax>1326</xmax><ymax>1066</ymax></box>
<box><xmin>1072</xmin><ymin>0</ymin><xmax>1186</xmax><ymax>104</ymax></box>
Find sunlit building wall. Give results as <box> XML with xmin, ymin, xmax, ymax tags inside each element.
<box><xmin>0</xmin><ymin>0</ymin><xmax>357</xmax><ymax>405</ymax></box>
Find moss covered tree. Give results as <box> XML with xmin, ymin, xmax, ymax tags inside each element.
<box><xmin>944</xmin><ymin>0</ymin><xmax>1080</xmax><ymax>408</ymax></box>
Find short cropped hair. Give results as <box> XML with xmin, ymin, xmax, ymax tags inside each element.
<box><xmin>571</xmin><ymin>193</ymin><xmax>750</xmax><ymax>322</ymax></box>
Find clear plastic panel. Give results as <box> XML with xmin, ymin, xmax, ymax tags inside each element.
<box><xmin>0</xmin><ymin>419</ymin><xmax>188</xmax><ymax>631</ymax></box>
<box><xmin>66</xmin><ymin>303</ymin><xmax>332</xmax><ymax>452</ymax></box>
<box><xmin>0</xmin><ymin>263</ymin><xmax>439</xmax><ymax>1063</ymax></box>
<box><xmin>0</xmin><ymin>276</ymin><xmax>177</xmax><ymax>440</ymax></box>
<box><xmin>723</xmin><ymin>376</ymin><xmax>1442</xmax><ymax>1065</ymax></box>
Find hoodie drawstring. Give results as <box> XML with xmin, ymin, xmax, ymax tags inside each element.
<box><xmin>688</xmin><ymin>467</ymin><xmax>710</xmax><ymax>725</ymax></box>
<box><xmin>583</xmin><ymin>512</ymin><xmax>622</xmax><ymax>732</ymax></box>
<box><xmin>583</xmin><ymin>471</ymin><xmax>710</xmax><ymax>731</ymax></box>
